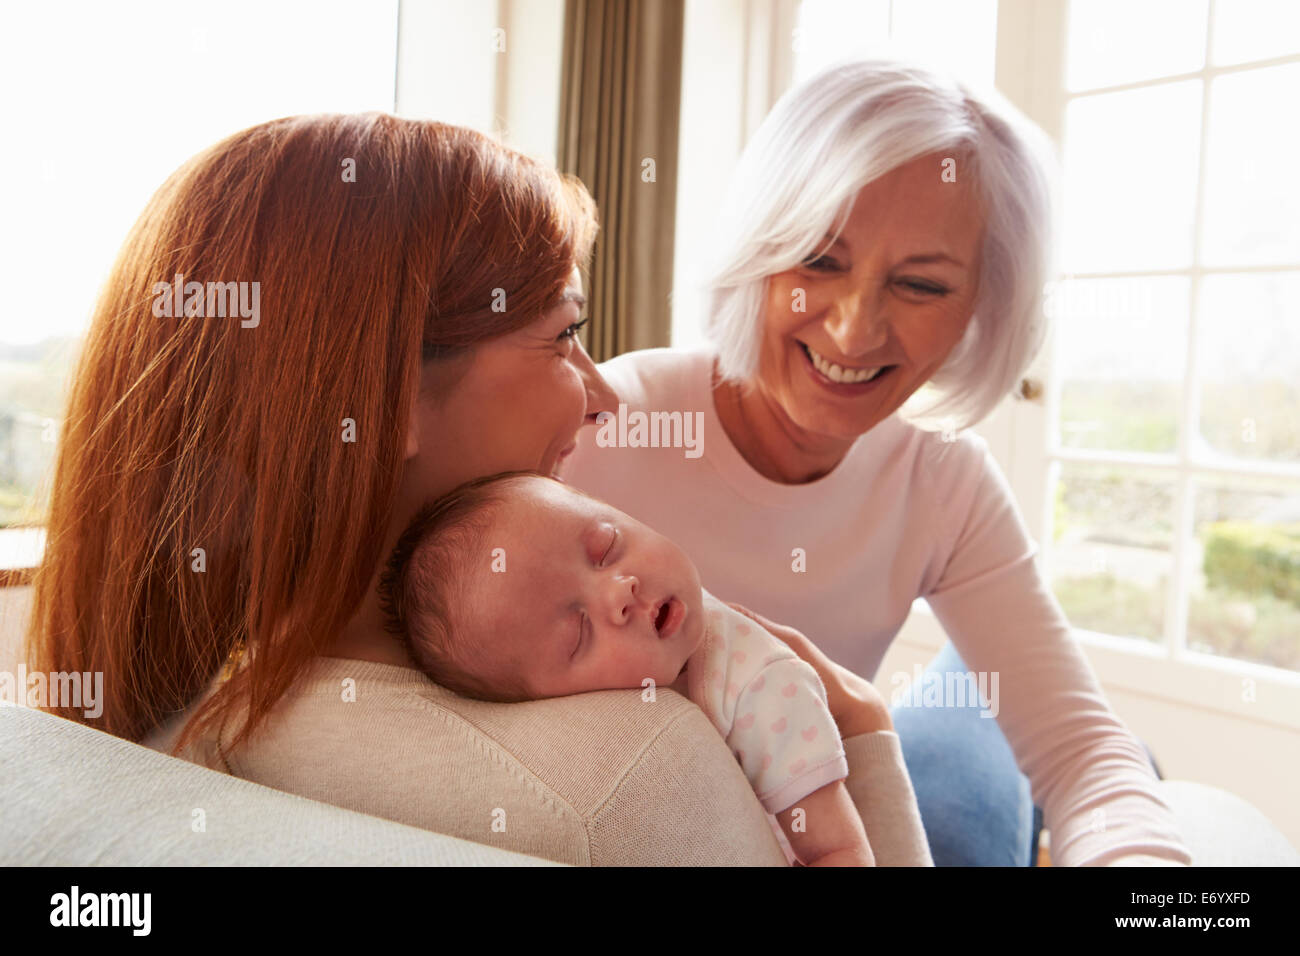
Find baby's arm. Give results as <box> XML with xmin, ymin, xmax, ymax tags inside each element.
<box><xmin>775</xmin><ymin>779</ymin><xmax>876</xmax><ymax>867</ymax></box>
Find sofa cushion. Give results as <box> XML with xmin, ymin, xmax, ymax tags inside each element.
<box><xmin>0</xmin><ymin>705</ymin><xmax>558</xmax><ymax>866</ymax></box>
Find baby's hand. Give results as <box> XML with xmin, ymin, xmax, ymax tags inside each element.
<box><xmin>776</xmin><ymin>779</ymin><xmax>875</xmax><ymax>867</ymax></box>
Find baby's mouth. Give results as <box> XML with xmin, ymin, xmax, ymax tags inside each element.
<box><xmin>653</xmin><ymin>596</ymin><xmax>684</xmax><ymax>639</ymax></box>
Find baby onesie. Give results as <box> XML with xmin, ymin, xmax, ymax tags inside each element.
<box><xmin>676</xmin><ymin>589</ymin><xmax>850</xmax><ymax>863</ymax></box>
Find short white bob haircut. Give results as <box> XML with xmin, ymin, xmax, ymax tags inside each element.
<box><xmin>698</xmin><ymin>57</ymin><xmax>1057</xmax><ymax>434</ymax></box>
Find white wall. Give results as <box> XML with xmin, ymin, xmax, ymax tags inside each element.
<box><xmin>394</xmin><ymin>0</ymin><xmax>563</xmax><ymax>164</ymax></box>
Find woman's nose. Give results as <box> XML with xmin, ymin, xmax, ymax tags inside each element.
<box><xmin>574</xmin><ymin>341</ymin><xmax>620</xmax><ymax>422</ymax></box>
<box><xmin>825</xmin><ymin>289</ymin><xmax>889</xmax><ymax>356</ymax></box>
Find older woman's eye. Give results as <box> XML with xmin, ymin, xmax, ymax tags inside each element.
<box><xmin>801</xmin><ymin>255</ymin><xmax>842</xmax><ymax>272</ymax></box>
<box><xmin>898</xmin><ymin>278</ymin><xmax>950</xmax><ymax>296</ymax></box>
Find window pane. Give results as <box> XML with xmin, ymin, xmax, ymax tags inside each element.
<box><xmin>0</xmin><ymin>0</ymin><xmax>398</xmax><ymax>527</ymax></box>
<box><xmin>793</xmin><ymin>0</ymin><xmax>998</xmax><ymax>89</ymax></box>
<box><xmin>1211</xmin><ymin>0</ymin><xmax>1300</xmax><ymax>66</ymax></box>
<box><xmin>1200</xmin><ymin>63</ymin><xmax>1300</xmax><ymax>267</ymax></box>
<box><xmin>1052</xmin><ymin>276</ymin><xmax>1188</xmax><ymax>454</ymax></box>
<box><xmin>0</xmin><ymin>342</ymin><xmax>77</xmax><ymax>526</ymax></box>
<box><xmin>793</xmin><ymin>0</ymin><xmax>891</xmax><ymax>84</ymax></box>
<box><xmin>885</xmin><ymin>0</ymin><xmax>998</xmax><ymax>89</ymax></box>
<box><xmin>1062</xmin><ymin>82</ymin><xmax>1203</xmax><ymax>272</ymax></box>
<box><xmin>1048</xmin><ymin>462</ymin><xmax>1176</xmax><ymax>644</ymax></box>
<box><xmin>1066</xmin><ymin>0</ymin><xmax>1207</xmax><ymax>92</ymax></box>
<box><xmin>1196</xmin><ymin>272</ymin><xmax>1300</xmax><ymax>463</ymax></box>
<box><xmin>1</xmin><ymin>0</ymin><xmax>398</xmax><ymax>347</ymax></box>
<box><xmin>1190</xmin><ymin>476</ymin><xmax>1300</xmax><ymax>672</ymax></box>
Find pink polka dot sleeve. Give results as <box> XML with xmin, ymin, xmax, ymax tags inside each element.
<box><xmin>688</xmin><ymin>592</ymin><xmax>849</xmax><ymax>815</ymax></box>
<box><xmin>733</xmin><ymin>657</ymin><xmax>849</xmax><ymax>813</ymax></box>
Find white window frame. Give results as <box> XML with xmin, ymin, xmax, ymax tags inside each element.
<box><xmin>953</xmin><ymin>0</ymin><xmax>1300</xmax><ymax>733</ymax></box>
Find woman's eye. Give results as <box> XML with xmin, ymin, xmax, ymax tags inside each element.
<box><xmin>898</xmin><ymin>279</ymin><xmax>950</xmax><ymax>296</ymax></box>
<box><xmin>558</xmin><ymin>317</ymin><xmax>590</xmax><ymax>342</ymax></box>
<box><xmin>801</xmin><ymin>255</ymin><xmax>841</xmax><ymax>272</ymax></box>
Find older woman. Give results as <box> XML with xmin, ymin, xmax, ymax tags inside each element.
<box><xmin>560</xmin><ymin>59</ymin><xmax>1193</xmax><ymax>866</ymax></box>
<box><xmin>29</xmin><ymin>111</ymin><xmax>932</xmax><ymax>865</ymax></box>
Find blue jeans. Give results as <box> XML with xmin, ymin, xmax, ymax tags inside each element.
<box><xmin>890</xmin><ymin>642</ymin><xmax>1042</xmax><ymax>866</ymax></box>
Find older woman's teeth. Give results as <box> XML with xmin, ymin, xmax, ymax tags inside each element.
<box><xmin>805</xmin><ymin>344</ymin><xmax>885</xmax><ymax>383</ymax></box>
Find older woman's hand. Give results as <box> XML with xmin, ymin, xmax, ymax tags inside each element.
<box><xmin>723</xmin><ymin>601</ymin><xmax>894</xmax><ymax>739</ymax></box>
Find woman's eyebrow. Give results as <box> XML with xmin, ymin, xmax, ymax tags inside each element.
<box><xmin>899</xmin><ymin>252</ymin><xmax>966</xmax><ymax>268</ymax></box>
<box><xmin>817</xmin><ymin>232</ymin><xmax>966</xmax><ymax>269</ymax></box>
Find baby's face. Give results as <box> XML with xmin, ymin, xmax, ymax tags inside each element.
<box><xmin>460</xmin><ymin>476</ymin><xmax>705</xmax><ymax>698</ymax></box>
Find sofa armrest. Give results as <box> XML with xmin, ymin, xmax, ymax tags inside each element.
<box><xmin>0</xmin><ymin>706</ymin><xmax>560</xmax><ymax>866</ymax></box>
<box><xmin>1154</xmin><ymin>780</ymin><xmax>1299</xmax><ymax>867</ymax></box>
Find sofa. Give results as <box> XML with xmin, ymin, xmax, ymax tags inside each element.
<box><xmin>3</xmin><ymin>704</ymin><xmax>1297</xmax><ymax>866</ymax></box>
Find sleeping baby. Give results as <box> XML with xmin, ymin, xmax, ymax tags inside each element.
<box><xmin>377</xmin><ymin>469</ymin><xmax>874</xmax><ymax>867</ymax></box>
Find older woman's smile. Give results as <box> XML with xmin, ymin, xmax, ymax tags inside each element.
<box><xmin>797</xmin><ymin>340</ymin><xmax>898</xmax><ymax>389</ymax></box>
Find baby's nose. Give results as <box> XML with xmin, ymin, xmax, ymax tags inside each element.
<box><xmin>609</xmin><ymin>575</ymin><xmax>645</xmax><ymax>626</ymax></box>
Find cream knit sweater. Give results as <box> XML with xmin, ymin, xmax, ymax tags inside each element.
<box><xmin>145</xmin><ymin>656</ymin><xmax>934</xmax><ymax>866</ymax></box>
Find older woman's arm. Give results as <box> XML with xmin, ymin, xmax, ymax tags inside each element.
<box><xmin>922</xmin><ymin>436</ymin><xmax>1192</xmax><ymax>866</ymax></box>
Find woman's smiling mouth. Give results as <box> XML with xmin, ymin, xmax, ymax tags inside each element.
<box><xmin>797</xmin><ymin>341</ymin><xmax>897</xmax><ymax>393</ymax></box>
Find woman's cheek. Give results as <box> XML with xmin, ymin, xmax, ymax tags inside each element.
<box><xmin>768</xmin><ymin>277</ymin><xmax>810</xmax><ymax>332</ymax></box>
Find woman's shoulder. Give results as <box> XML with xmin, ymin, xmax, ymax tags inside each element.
<box><xmin>229</xmin><ymin>656</ymin><xmax>709</xmax><ymax>765</ymax></box>
<box><xmin>882</xmin><ymin>413</ymin><xmax>991</xmax><ymax>466</ymax></box>
<box><xmin>879</xmin><ymin>415</ymin><xmax>998</xmax><ymax>497</ymax></box>
<box><xmin>868</xmin><ymin>417</ymin><xmax>1019</xmax><ymax>567</ymax></box>
<box><xmin>150</xmin><ymin>655</ymin><xmax>783</xmax><ymax>864</ymax></box>
<box><xmin>596</xmin><ymin>345</ymin><xmax>714</xmax><ymax>405</ymax></box>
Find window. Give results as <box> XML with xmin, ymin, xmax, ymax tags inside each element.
<box><xmin>792</xmin><ymin>0</ymin><xmax>997</xmax><ymax>88</ymax></box>
<box><xmin>0</xmin><ymin>0</ymin><xmax>400</xmax><ymax>565</ymax></box>
<box><xmin>1046</xmin><ymin>0</ymin><xmax>1300</xmax><ymax>674</ymax></box>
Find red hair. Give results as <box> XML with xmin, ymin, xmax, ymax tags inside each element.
<box><xmin>26</xmin><ymin>113</ymin><xmax>598</xmax><ymax>754</ymax></box>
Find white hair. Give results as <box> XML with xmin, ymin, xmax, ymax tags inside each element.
<box><xmin>696</xmin><ymin>57</ymin><xmax>1058</xmax><ymax>433</ymax></box>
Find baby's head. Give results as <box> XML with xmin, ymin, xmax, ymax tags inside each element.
<box><xmin>379</xmin><ymin>471</ymin><xmax>705</xmax><ymax>702</ymax></box>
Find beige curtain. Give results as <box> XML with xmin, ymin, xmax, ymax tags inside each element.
<box><xmin>558</xmin><ymin>0</ymin><xmax>684</xmax><ymax>363</ymax></box>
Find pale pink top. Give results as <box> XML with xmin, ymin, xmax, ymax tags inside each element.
<box><xmin>559</xmin><ymin>346</ymin><xmax>1192</xmax><ymax>866</ymax></box>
